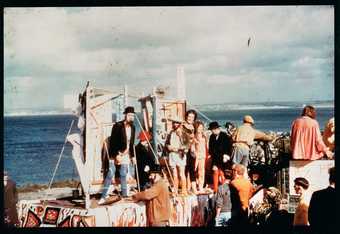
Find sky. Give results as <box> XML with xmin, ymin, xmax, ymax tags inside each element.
<box><xmin>4</xmin><ymin>6</ymin><xmax>334</xmax><ymax>111</ymax></box>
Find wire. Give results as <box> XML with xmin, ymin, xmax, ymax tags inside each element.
<box><xmin>134</xmin><ymin>114</ymin><xmax>159</xmax><ymax>164</ymax></box>
<box><xmin>48</xmin><ymin>120</ymin><xmax>75</xmax><ymax>191</ymax></box>
<box><xmin>187</xmin><ymin>102</ymin><xmax>213</xmax><ymax>122</ymax></box>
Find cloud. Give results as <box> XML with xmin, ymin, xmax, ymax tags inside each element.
<box><xmin>4</xmin><ymin>6</ymin><xmax>334</xmax><ymax>110</ymax></box>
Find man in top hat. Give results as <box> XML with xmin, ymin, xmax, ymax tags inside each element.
<box><xmin>135</xmin><ymin>130</ymin><xmax>157</xmax><ymax>191</ymax></box>
<box><xmin>132</xmin><ymin>165</ymin><xmax>171</xmax><ymax>227</ymax></box>
<box><xmin>208</xmin><ymin>121</ymin><xmax>233</xmax><ymax>193</ymax></box>
<box><xmin>99</xmin><ymin>106</ymin><xmax>136</xmax><ymax>204</ymax></box>
<box><xmin>231</xmin><ymin>115</ymin><xmax>273</xmax><ymax>167</ymax></box>
<box><xmin>165</xmin><ymin>115</ymin><xmax>187</xmax><ymax>195</ymax></box>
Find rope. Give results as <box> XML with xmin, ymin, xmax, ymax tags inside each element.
<box><xmin>134</xmin><ymin>114</ymin><xmax>159</xmax><ymax>164</ymax></box>
<box><xmin>133</xmin><ymin>145</ymin><xmax>141</xmax><ymax>192</ymax></box>
<box><xmin>187</xmin><ymin>102</ymin><xmax>212</xmax><ymax>122</ymax></box>
<box><xmin>48</xmin><ymin>119</ymin><xmax>75</xmax><ymax>191</ymax></box>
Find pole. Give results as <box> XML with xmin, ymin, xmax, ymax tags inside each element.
<box><xmin>48</xmin><ymin>120</ymin><xmax>75</xmax><ymax>191</ymax></box>
<box><xmin>133</xmin><ymin>145</ymin><xmax>141</xmax><ymax>192</ymax></box>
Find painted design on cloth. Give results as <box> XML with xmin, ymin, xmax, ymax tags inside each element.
<box><xmin>58</xmin><ymin>216</ymin><xmax>71</xmax><ymax>227</ymax></box>
<box><xmin>43</xmin><ymin>207</ymin><xmax>61</xmax><ymax>225</ymax></box>
<box><xmin>24</xmin><ymin>210</ymin><xmax>41</xmax><ymax>227</ymax></box>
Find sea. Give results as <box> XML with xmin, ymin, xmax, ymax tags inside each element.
<box><xmin>4</xmin><ymin>104</ymin><xmax>334</xmax><ymax>187</ymax></box>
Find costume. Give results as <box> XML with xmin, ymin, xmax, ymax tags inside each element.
<box><xmin>209</xmin><ymin>131</ymin><xmax>232</xmax><ymax>192</ymax></box>
<box><xmin>191</xmin><ymin>134</ymin><xmax>208</xmax><ymax>191</ymax></box>
<box><xmin>182</xmin><ymin>124</ymin><xmax>196</xmax><ymax>188</ymax></box>
<box><xmin>135</xmin><ymin>142</ymin><xmax>157</xmax><ymax>190</ymax></box>
<box><xmin>166</xmin><ymin>129</ymin><xmax>187</xmax><ymax>194</ymax></box>
<box><xmin>133</xmin><ymin>178</ymin><xmax>171</xmax><ymax>226</ymax></box>
<box><xmin>291</xmin><ymin>116</ymin><xmax>327</xmax><ymax>160</ymax></box>
<box><xmin>101</xmin><ymin>120</ymin><xmax>135</xmax><ymax>198</ymax></box>
<box><xmin>308</xmin><ymin>186</ymin><xmax>336</xmax><ymax>233</ymax></box>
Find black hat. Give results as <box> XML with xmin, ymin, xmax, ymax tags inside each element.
<box><xmin>123</xmin><ymin>106</ymin><xmax>135</xmax><ymax>114</ymax></box>
<box><xmin>149</xmin><ymin>165</ymin><xmax>162</xmax><ymax>174</ymax></box>
<box><xmin>208</xmin><ymin>121</ymin><xmax>220</xmax><ymax>130</ymax></box>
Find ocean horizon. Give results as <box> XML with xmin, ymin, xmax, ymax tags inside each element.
<box><xmin>4</xmin><ymin>100</ymin><xmax>334</xmax><ymax>117</ymax></box>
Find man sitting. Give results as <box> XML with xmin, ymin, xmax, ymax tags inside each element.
<box><xmin>132</xmin><ymin>165</ymin><xmax>171</xmax><ymax>227</ymax></box>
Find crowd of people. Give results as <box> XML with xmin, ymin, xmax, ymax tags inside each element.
<box><xmin>97</xmin><ymin>105</ymin><xmax>335</xmax><ymax>229</ymax></box>
<box><xmin>5</xmin><ymin>104</ymin><xmax>335</xmax><ymax>230</ymax></box>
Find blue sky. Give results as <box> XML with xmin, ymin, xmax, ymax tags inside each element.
<box><xmin>4</xmin><ymin>6</ymin><xmax>334</xmax><ymax>111</ymax></box>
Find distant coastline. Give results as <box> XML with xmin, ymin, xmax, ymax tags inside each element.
<box><xmin>4</xmin><ymin>101</ymin><xmax>334</xmax><ymax>117</ymax></box>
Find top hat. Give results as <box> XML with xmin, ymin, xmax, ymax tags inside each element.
<box><xmin>123</xmin><ymin>106</ymin><xmax>135</xmax><ymax>114</ymax></box>
<box><xmin>208</xmin><ymin>121</ymin><xmax>221</xmax><ymax>130</ymax></box>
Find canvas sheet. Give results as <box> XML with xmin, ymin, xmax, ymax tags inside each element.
<box><xmin>18</xmin><ymin>194</ymin><xmax>213</xmax><ymax>227</ymax></box>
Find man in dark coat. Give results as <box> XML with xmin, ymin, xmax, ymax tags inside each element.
<box><xmin>208</xmin><ymin>121</ymin><xmax>233</xmax><ymax>193</ymax></box>
<box><xmin>308</xmin><ymin>167</ymin><xmax>336</xmax><ymax>233</ymax></box>
<box><xmin>99</xmin><ymin>106</ymin><xmax>136</xmax><ymax>204</ymax></box>
<box><xmin>4</xmin><ymin>171</ymin><xmax>19</xmax><ymax>227</ymax></box>
<box><xmin>135</xmin><ymin>131</ymin><xmax>157</xmax><ymax>191</ymax></box>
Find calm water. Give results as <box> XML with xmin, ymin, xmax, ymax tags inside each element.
<box><xmin>4</xmin><ymin>108</ymin><xmax>334</xmax><ymax>187</ymax></box>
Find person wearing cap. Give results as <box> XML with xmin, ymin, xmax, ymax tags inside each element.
<box><xmin>4</xmin><ymin>171</ymin><xmax>19</xmax><ymax>227</ymax></box>
<box><xmin>215</xmin><ymin>169</ymin><xmax>233</xmax><ymax>227</ymax></box>
<box><xmin>165</xmin><ymin>116</ymin><xmax>187</xmax><ymax>195</ymax></box>
<box><xmin>293</xmin><ymin>177</ymin><xmax>311</xmax><ymax>226</ymax></box>
<box><xmin>208</xmin><ymin>121</ymin><xmax>233</xmax><ymax>193</ymax></box>
<box><xmin>231</xmin><ymin>115</ymin><xmax>273</xmax><ymax>167</ymax></box>
<box><xmin>132</xmin><ymin>165</ymin><xmax>171</xmax><ymax>227</ymax></box>
<box><xmin>291</xmin><ymin>106</ymin><xmax>333</xmax><ymax>160</ymax></box>
<box><xmin>308</xmin><ymin>167</ymin><xmax>336</xmax><ymax>233</ymax></box>
<box><xmin>99</xmin><ymin>106</ymin><xmax>136</xmax><ymax>204</ymax></box>
<box><xmin>135</xmin><ymin>131</ymin><xmax>157</xmax><ymax>191</ymax></box>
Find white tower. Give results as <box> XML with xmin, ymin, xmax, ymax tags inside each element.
<box><xmin>176</xmin><ymin>66</ymin><xmax>186</xmax><ymax>100</ymax></box>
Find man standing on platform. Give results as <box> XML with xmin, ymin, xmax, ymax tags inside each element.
<box><xmin>132</xmin><ymin>165</ymin><xmax>171</xmax><ymax>227</ymax></box>
<box><xmin>166</xmin><ymin>116</ymin><xmax>187</xmax><ymax>195</ymax></box>
<box><xmin>99</xmin><ymin>106</ymin><xmax>136</xmax><ymax>204</ymax></box>
<box><xmin>231</xmin><ymin>115</ymin><xmax>273</xmax><ymax>167</ymax></box>
<box><xmin>208</xmin><ymin>121</ymin><xmax>232</xmax><ymax>193</ymax></box>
